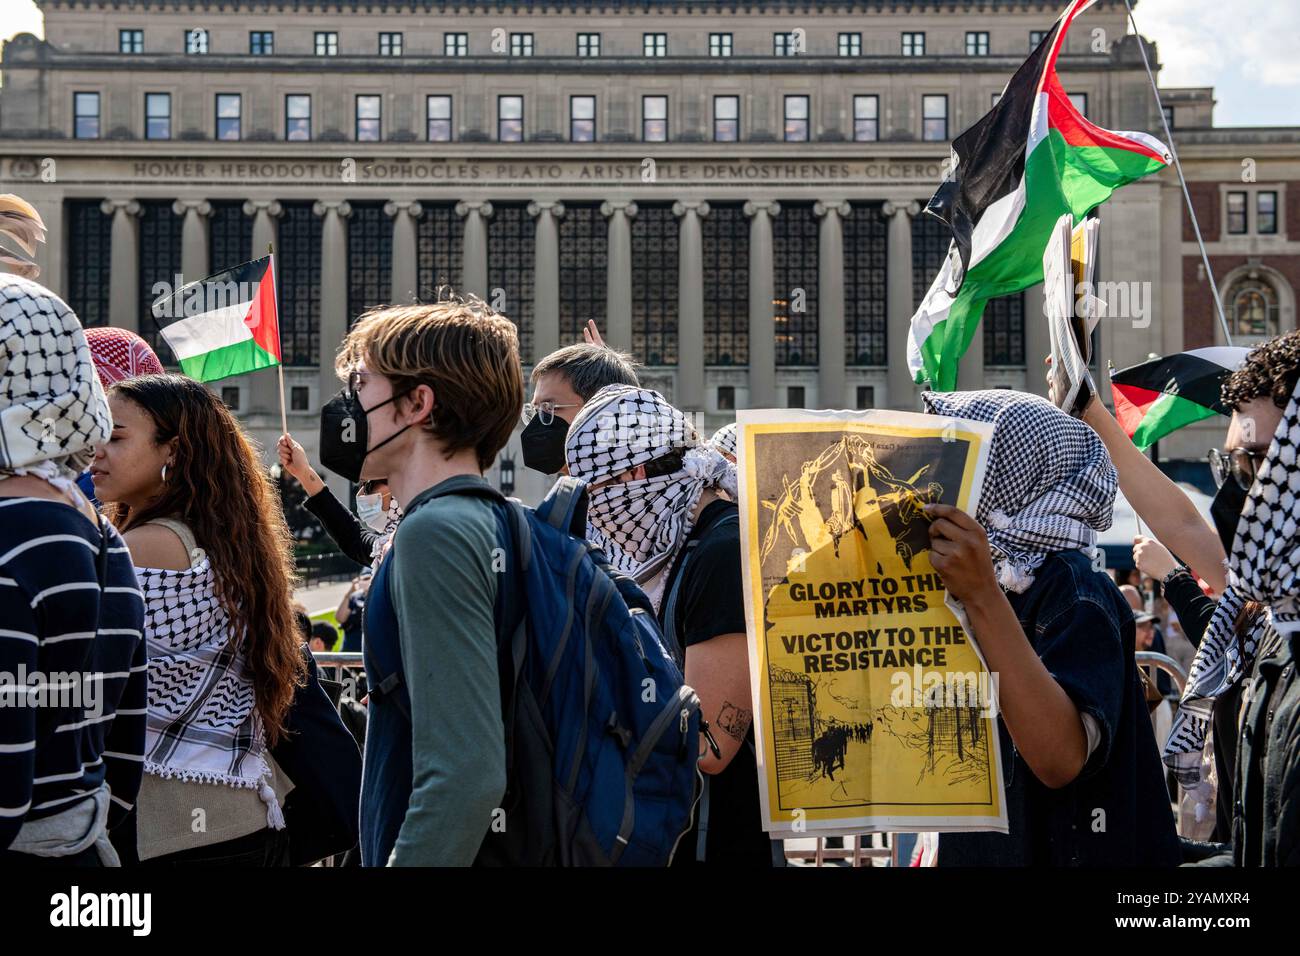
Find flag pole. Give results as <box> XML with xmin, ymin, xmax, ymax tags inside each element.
<box><xmin>268</xmin><ymin>242</ymin><xmax>288</xmax><ymax>437</ymax></box>
<box><xmin>1122</xmin><ymin>0</ymin><xmax>1234</xmax><ymax>347</ymax></box>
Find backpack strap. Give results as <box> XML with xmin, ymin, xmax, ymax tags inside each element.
<box><xmin>662</xmin><ymin>511</ymin><xmax>740</xmax><ymax>669</ymax></box>
<box><xmin>535</xmin><ymin>476</ymin><xmax>589</xmax><ymax>537</ymax></box>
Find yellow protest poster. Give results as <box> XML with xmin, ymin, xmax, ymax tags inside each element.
<box><xmin>736</xmin><ymin>408</ymin><xmax>1008</xmax><ymax>835</ymax></box>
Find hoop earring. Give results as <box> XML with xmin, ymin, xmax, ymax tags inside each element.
<box><xmin>161</xmin><ymin>463</ymin><xmax>169</xmax><ymax>483</ymax></box>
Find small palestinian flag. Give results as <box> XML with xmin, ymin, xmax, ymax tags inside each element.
<box><xmin>150</xmin><ymin>255</ymin><xmax>281</xmax><ymax>383</ymax></box>
<box><xmin>1110</xmin><ymin>347</ymin><xmax>1250</xmax><ymax>450</ymax></box>
<box><xmin>908</xmin><ymin>0</ymin><xmax>1172</xmax><ymax>391</ymax></box>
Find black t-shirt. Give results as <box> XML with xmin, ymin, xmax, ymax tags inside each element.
<box><xmin>662</xmin><ymin>499</ymin><xmax>778</xmax><ymax>867</ymax></box>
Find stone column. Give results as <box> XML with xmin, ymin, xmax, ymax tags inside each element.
<box><xmin>883</xmin><ymin>199</ymin><xmax>920</xmax><ymax>409</ymax></box>
<box><xmin>744</xmin><ymin>200</ymin><xmax>780</xmax><ymax>408</ymax></box>
<box><xmin>172</xmin><ymin>199</ymin><xmax>212</xmax><ymax>285</ymax></box>
<box><xmin>384</xmin><ymin>200</ymin><xmax>423</xmax><ymax>305</ymax></box>
<box><xmin>244</xmin><ymin>200</ymin><xmax>284</xmax><ymax>415</ymax></box>
<box><xmin>100</xmin><ymin>199</ymin><xmax>141</xmax><ymax>332</ymax></box>
<box><xmin>528</xmin><ymin>200</ymin><xmax>565</xmax><ymax>362</ymax></box>
<box><xmin>672</xmin><ymin>200</ymin><xmax>709</xmax><ymax>414</ymax></box>
<box><xmin>601</xmin><ymin>200</ymin><xmax>637</xmax><ymax>352</ymax></box>
<box><xmin>815</xmin><ymin>200</ymin><xmax>850</xmax><ymax>409</ymax></box>
<box><xmin>455</xmin><ymin>200</ymin><xmax>493</xmax><ymax>300</ymax></box>
<box><xmin>313</xmin><ymin>199</ymin><xmax>352</xmax><ymax>411</ymax></box>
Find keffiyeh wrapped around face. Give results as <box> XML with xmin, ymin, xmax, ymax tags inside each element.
<box><xmin>709</xmin><ymin>422</ymin><xmax>739</xmax><ymax>460</ymax></box>
<box><xmin>0</xmin><ymin>274</ymin><xmax>110</xmax><ymax>484</ymax></box>
<box><xmin>565</xmin><ymin>385</ymin><xmax>737</xmax><ymax>604</ymax></box>
<box><xmin>1164</xmin><ymin>374</ymin><xmax>1300</xmax><ymax>784</ymax></box>
<box><xmin>922</xmin><ymin>389</ymin><xmax>1116</xmax><ymax>593</ymax></box>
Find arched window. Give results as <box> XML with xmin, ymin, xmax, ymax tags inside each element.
<box><xmin>1227</xmin><ymin>275</ymin><xmax>1280</xmax><ymax>341</ymax></box>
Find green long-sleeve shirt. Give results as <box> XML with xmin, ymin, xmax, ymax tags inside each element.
<box><xmin>386</xmin><ymin>477</ymin><xmax>505</xmax><ymax>866</ymax></box>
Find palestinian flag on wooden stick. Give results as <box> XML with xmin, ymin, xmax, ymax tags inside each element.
<box><xmin>1110</xmin><ymin>347</ymin><xmax>1250</xmax><ymax>450</ymax></box>
<box><xmin>150</xmin><ymin>255</ymin><xmax>281</xmax><ymax>383</ymax></box>
<box><xmin>908</xmin><ymin>0</ymin><xmax>1172</xmax><ymax>391</ymax></box>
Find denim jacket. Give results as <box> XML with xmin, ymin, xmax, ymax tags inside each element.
<box><xmin>939</xmin><ymin>549</ymin><xmax>1182</xmax><ymax>867</ymax></box>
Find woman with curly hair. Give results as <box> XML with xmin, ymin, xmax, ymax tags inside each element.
<box><xmin>91</xmin><ymin>373</ymin><xmax>305</xmax><ymax>866</ymax></box>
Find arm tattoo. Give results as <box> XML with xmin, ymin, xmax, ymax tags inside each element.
<box><xmin>716</xmin><ymin>701</ymin><xmax>752</xmax><ymax>743</ymax></box>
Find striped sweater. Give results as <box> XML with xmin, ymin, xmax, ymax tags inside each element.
<box><xmin>0</xmin><ymin>497</ymin><xmax>147</xmax><ymax>850</ymax></box>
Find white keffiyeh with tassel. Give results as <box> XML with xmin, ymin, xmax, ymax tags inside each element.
<box><xmin>140</xmin><ymin>554</ymin><xmax>284</xmax><ymax>829</ymax></box>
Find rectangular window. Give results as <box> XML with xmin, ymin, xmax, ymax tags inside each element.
<box><xmin>216</xmin><ymin>93</ymin><xmax>241</xmax><ymax>140</ymax></box>
<box><xmin>643</xmin><ymin>33</ymin><xmax>667</xmax><ymax>57</ymax></box>
<box><xmin>119</xmin><ymin>29</ymin><xmax>143</xmax><ymax>53</ymax></box>
<box><xmin>717</xmin><ymin>386</ymin><xmax>735</xmax><ymax>411</ymax></box>
<box><xmin>787</xmin><ymin>386</ymin><xmax>805</xmax><ymax>408</ymax></box>
<box><xmin>1163</xmin><ymin>105</ymin><xmax>1175</xmax><ymax>130</ymax></box>
<box><xmin>966</xmin><ymin>31</ymin><xmax>989</xmax><ymax>56</ymax></box>
<box><xmin>570</xmin><ymin>95</ymin><xmax>596</xmax><ymax>142</ymax></box>
<box><xmin>856</xmin><ymin>386</ymin><xmax>875</xmax><ymax>410</ymax></box>
<box><xmin>853</xmin><ymin>95</ymin><xmax>878</xmax><ymax>142</ymax></box>
<box><xmin>315</xmin><ymin>32</ymin><xmax>338</xmax><ymax>56</ymax></box>
<box><xmin>577</xmin><ymin>33</ymin><xmax>600</xmax><ymax>57</ymax></box>
<box><xmin>427</xmin><ymin>95</ymin><xmax>452</xmax><ymax>142</ymax></box>
<box><xmin>713</xmin><ymin>95</ymin><xmax>739</xmax><ymax>142</ymax></box>
<box><xmin>1257</xmin><ymin>191</ymin><xmax>1279</xmax><ymax>235</ymax></box>
<box><xmin>922</xmin><ymin>94</ymin><xmax>948</xmax><ymax>142</ymax></box>
<box><xmin>902</xmin><ymin>32</ymin><xmax>925</xmax><ymax>56</ymax></box>
<box><xmin>1069</xmin><ymin>92</ymin><xmax>1088</xmax><ymax>117</ymax></box>
<box><xmin>74</xmin><ymin>92</ymin><xmax>100</xmax><ymax>139</ymax></box>
<box><xmin>774</xmin><ymin>32</ymin><xmax>796</xmax><ymax>56</ymax></box>
<box><xmin>290</xmin><ymin>386</ymin><xmax>310</xmax><ymax>412</ymax></box>
<box><xmin>356</xmin><ymin>95</ymin><xmax>381</xmax><ymax>141</ymax></box>
<box><xmin>145</xmin><ymin>92</ymin><xmax>171</xmax><ymax>140</ymax></box>
<box><xmin>710</xmin><ymin>33</ymin><xmax>732</xmax><ymax>57</ymax></box>
<box><xmin>249</xmin><ymin>31</ymin><xmax>273</xmax><ymax>55</ymax></box>
<box><xmin>286</xmin><ymin>94</ymin><xmax>311</xmax><ymax>141</ymax></box>
<box><xmin>1030</xmin><ymin>30</ymin><xmax>1049</xmax><ymax>49</ymax></box>
<box><xmin>784</xmin><ymin>94</ymin><xmax>809</xmax><ymax>142</ymax></box>
<box><xmin>838</xmin><ymin>32</ymin><xmax>861</xmax><ymax>57</ymax></box>
<box><xmin>510</xmin><ymin>33</ymin><xmax>534</xmax><ymax>56</ymax></box>
<box><xmin>444</xmin><ymin>33</ymin><xmax>468</xmax><ymax>56</ymax></box>
<box><xmin>221</xmin><ymin>386</ymin><xmax>241</xmax><ymax>410</ymax></box>
<box><xmin>499</xmin><ymin>95</ymin><xmax>524</xmax><ymax>141</ymax></box>
<box><xmin>1226</xmin><ymin>191</ymin><xmax>1248</xmax><ymax>235</ymax></box>
<box><xmin>379</xmin><ymin>32</ymin><xmax>403</xmax><ymax>56</ymax></box>
<box><xmin>185</xmin><ymin>28</ymin><xmax>208</xmax><ymax>54</ymax></box>
<box><xmin>642</xmin><ymin>95</ymin><xmax>667</xmax><ymax>142</ymax></box>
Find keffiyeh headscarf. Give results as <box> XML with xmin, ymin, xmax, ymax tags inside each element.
<box><xmin>565</xmin><ymin>385</ymin><xmax>737</xmax><ymax>608</ymax></box>
<box><xmin>709</xmin><ymin>422</ymin><xmax>739</xmax><ymax>461</ymax></box>
<box><xmin>922</xmin><ymin>390</ymin><xmax>1116</xmax><ymax>593</ymax></box>
<box><xmin>1164</xmin><ymin>375</ymin><xmax>1300</xmax><ymax>784</ymax></box>
<box><xmin>85</xmin><ymin>326</ymin><xmax>165</xmax><ymax>387</ymax></box>
<box><xmin>0</xmin><ymin>275</ymin><xmax>111</xmax><ymax>491</ymax></box>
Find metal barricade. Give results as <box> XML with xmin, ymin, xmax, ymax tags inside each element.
<box><xmin>312</xmin><ymin>651</ymin><xmax>365</xmax><ymax>685</ymax></box>
<box><xmin>1135</xmin><ymin>650</ymin><xmax>1187</xmax><ymax>696</ymax></box>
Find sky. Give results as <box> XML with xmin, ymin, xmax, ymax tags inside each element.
<box><xmin>1</xmin><ymin>0</ymin><xmax>1296</xmax><ymax>127</ymax></box>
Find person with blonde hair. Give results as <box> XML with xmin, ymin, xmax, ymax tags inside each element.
<box><xmin>320</xmin><ymin>296</ymin><xmax>522</xmax><ymax>866</ymax></box>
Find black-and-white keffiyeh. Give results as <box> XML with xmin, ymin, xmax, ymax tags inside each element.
<box><xmin>709</xmin><ymin>422</ymin><xmax>739</xmax><ymax>460</ymax></box>
<box><xmin>1164</xmin><ymin>375</ymin><xmax>1300</xmax><ymax>785</ymax></box>
<box><xmin>565</xmin><ymin>385</ymin><xmax>738</xmax><ymax>609</ymax></box>
<box><xmin>922</xmin><ymin>389</ymin><xmax>1117</xmax><ymax>593</ymax></box>
<box><xmin>0</xmin><ymin>275</ymin><xmax>110</xmax><ymax>491</ymax></box>
<box><xmin>140</xmin><ymin>557</ymin><xmax>284</xmax><ymax>828</ymax></box>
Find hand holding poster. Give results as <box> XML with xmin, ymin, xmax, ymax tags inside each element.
<box><xmin>737</xmin><ymin>408</ymin><xmax>1008</xmax><ymax>836</ymax></box>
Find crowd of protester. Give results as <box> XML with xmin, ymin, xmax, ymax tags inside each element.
<box><xmin>1</xmin><ymin>268</ymin><xmax>1295</xmax><ymax>867</ymax></box>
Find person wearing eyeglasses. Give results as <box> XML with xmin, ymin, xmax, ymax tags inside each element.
<box><xmin>521</xmin><ymin>320</ymin><xmax>640</xmax><ymax>476</ymax></box>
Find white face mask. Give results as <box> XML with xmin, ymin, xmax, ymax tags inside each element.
<box><xmin>356</xmin><ymin>492</ymin><xmax>388</xmax><ymax>532</ymax></box>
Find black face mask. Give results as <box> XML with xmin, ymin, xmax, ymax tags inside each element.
<box><xmin>318</xmin><ymin>387</ymin><xmax>414</xmax><ymax>484</ymax></box>
<box><xmin>1210</xmin><ymin>476</ymin><xmax>1249</xmax><ymax>556</ymax></box>
<box><xmin>520</xmin><ymin>414</ymin><xmax>570</xmax><ymax>475</ymax></box>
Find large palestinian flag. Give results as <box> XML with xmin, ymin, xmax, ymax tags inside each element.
<box><xmin>1110</xmin><ymin>347</ymin><xmax>1250</xmax><ymax>450</ymax></box>
<box><xmin>907</xmin><ymin>0</ymin><xmax>1171</xmax><ymax>391</ymax></box>
<box><xmin>150</xmin><ymin>255</ymin><xmax>281</xmax><ymax>382</ymax></box>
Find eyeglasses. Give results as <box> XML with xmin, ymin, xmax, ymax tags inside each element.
<box><xmin>358</xmin><ymin>479</ymin><xmax>387</xmax><ymax>496</ymax></box>
<box><xmin>1207</xmin><ymin>446</ymin><xmax>1267</xmax><ymax>491</ymax></box>
<box><xmin>521</xmin><ymin>400</ymin><xmax>580</xmax><ymax>427</ymax></box>
<box><xmin>345</xmin><ymin>370</ymin><xmax>363</xmax><ymax>401</ymax></box>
